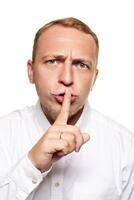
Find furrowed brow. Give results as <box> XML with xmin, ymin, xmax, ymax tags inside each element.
<box><xmin>42</xmin><ymin>54</ymin><xmax>66</xmax><ymax>61</ymax></box>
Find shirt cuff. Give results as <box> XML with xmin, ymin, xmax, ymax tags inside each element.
<box><xmin>8</xmin><ymin>154</ymin><xmax>51</xmax><ymax>196</ymax></box>
<box><xmin>26</xmin><ymin>154</ymin><xmax>52</xmax><ymax>178</ymax></box>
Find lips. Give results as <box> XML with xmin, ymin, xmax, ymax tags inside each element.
<box><xmin>54</xmin><ymin>93</ymin><xmax>77</xmax><ymax>104</ymax></box>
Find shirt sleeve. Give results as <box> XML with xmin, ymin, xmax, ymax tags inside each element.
<box><xmin>0</xmin><ymin>153</ymin><xmax>51</xmax><ymax>200</ymax></box>
<box><xmin>121</xmin><ymin>138</ymin><xmax>134</xmax><ymax>199</ymax></box>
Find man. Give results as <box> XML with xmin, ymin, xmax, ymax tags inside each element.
<box><xmin>0</xmin><ymin>17</ymin><xmax>134</xmax><ymax>200</ymax></box>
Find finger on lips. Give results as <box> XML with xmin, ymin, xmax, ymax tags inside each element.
<box><xmin>54</xmin><ymin>89</ymin><xmax>71</xmax><ymax>125</ymax></box>
<box><xmin>51</xmin><ymin>89</ymin><xmax>90</xmax><ymax>155</ymax></box>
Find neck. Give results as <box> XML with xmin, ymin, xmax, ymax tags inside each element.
<box><xmin>67</xmin><ymin>107</ymin><xmax>84</xmax><ymax>125</ymax></box>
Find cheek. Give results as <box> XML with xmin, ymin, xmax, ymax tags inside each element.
<box><xmin>33</xmin><ymin>73</ymin><xmax>50</xmax><ymax>97</ymax></box>
<box><xmin>34</xmin><ymin>69</ymin><xmax>51</xmax><ymax>87</ymax></box>
<box><xmin>77</xmin><ymin>76</ymin><xmax>93</xmax><ymax>96</ymax></box>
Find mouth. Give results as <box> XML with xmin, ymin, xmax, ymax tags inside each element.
<box><xmin>53</xmin><ymin>93</ymin><xmax>78</xmax><ymax>104</ymax></box>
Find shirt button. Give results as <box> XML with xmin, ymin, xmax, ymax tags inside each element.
<box><xmin>32</xmin><ymin>177</ymin><xmax>38</xmax><ymax>184</ymax></box>
<box><xmin>54</xmin><ymin>182</ymin><xmax>60</xmax><ymax>187</ymax></box>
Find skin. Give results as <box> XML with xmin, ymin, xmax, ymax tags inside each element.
<box><xmin>27</xmin><ymin>25</ymin><xmax>98</xmax><ymax>171</ymax></box>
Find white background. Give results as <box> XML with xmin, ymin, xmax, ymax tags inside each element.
<box><xmin>0</xmin><ymin>0</ymin><xmax>134</xmax><ymax>132</ymax></box>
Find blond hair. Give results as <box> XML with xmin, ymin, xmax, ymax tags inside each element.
<box><xmin>32</xmin><ymin>17</ymin><xmax>99</xmax><ymax>62</ymax></box>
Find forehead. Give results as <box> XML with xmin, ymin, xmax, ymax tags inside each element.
<box><xmin>37</xmin><ymin>25</ymin><xmax>97</xmax><ymax>59</ymax></box>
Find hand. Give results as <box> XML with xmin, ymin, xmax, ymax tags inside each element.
<box><xmin>28</xmin><ymin>90</ymin><xmax>90</xmax><ymax>171</ymax></box>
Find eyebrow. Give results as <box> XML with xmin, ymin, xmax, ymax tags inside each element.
<box><xmin>41</xmin><ymin>54</ymin><xmax>94</xmax><ymax>67</ymax></box>
<box><xmin>41</xmin><ymin>54</ymin><xmax>65</xmax><ymax>60</ymax></box>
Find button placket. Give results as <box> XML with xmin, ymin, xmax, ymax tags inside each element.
<box><xmin>54</xmin><ymin>182</ymin><xmax>60</xmax><ymax>187</ymax></box>
<box><xmin>51</xmin><ymin>158</ymin><xmax>65</xmax><ymax>200</ymax></box>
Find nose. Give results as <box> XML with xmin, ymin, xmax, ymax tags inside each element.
<box><xmin>58</xmin><ymin>62</ymin><xmax>74</xmax><ymax>86</ymax></box>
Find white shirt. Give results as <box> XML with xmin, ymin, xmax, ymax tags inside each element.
<box><xmin>0</xmin><ymin>101</ymin><xmax>134</xmax><ymax>200</ymax></box>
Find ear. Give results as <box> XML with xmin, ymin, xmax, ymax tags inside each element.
<box><xmin>27</xmin><ymin>60</ymin><xmax>35</xmax><ymax>84</ymax></box>
<box><xmin>91</xmin><ymin>68</ymin><xmax>99</xmax><ymax>90</ymax></box>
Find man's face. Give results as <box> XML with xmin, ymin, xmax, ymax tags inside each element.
<box><xmin>27</xmin><ymin>25</ymin><xmax>98</xmax><ymax>124</ymax></box>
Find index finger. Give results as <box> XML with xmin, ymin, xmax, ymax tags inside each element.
<box><xmin>54</xmin><ymin>89</ymin><xmax>71</xmax><ymax>125</ymax></box>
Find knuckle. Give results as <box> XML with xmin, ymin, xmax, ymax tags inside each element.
<box><xmin>67</xmin><ymin>132</ymin><xmax>75</xmax><ymax>140</ymax></box>
<box><xmin>63</xmin><ymin>140</ymin><xmax>69</xmax><ymax>148</ymax></box>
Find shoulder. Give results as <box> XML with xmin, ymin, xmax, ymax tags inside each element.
<box><xmin>0</xmin><ymin>105</ymin><xmax>35</xmax><ymax>123</ymax></box>
<box><xmin>89</xmin><ymin>107</ymin><xmax>134</xmax><ymax>147</ymax></box>
<box><xmin>89</xmin><ymin>107</ymin><xmax>134</xmax><ymax>168</ymax></box>
<box><xmin>0</xmin><ymin>105</ymin><xmax>36</xmax><ymax>139</ymax></box>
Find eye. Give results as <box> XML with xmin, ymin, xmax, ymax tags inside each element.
<box><xmin>45</xmin><ymin>59</ymin><xmax>57</xmax><ymax>64</ymax></box>
<box><xmin>79</xmin><ymin>63</ymin><xmax>89</xmax><ymax>69</ymax></box>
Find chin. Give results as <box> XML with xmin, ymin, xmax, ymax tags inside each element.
<box><xmin>41</xmin><ymin>99</ymin><xmax>85</xmax><ymax>124</ymax></box>
<box><xmin>68</xmin><ymin>102</ymin><xmax>83</xmax><ymax>118</ymax></box>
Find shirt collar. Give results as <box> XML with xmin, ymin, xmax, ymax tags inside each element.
<box><xmin>34</xmin><ymin>101</ymin><xmax>51</xmax><ymax>132</ymax></box>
